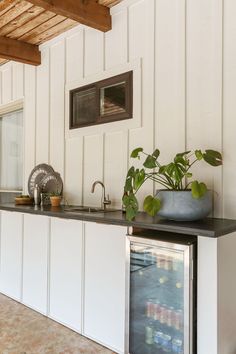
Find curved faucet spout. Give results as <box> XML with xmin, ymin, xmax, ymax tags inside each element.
<box><xmin>91</xmin><ymin>181</ymin><xmax>105</xmax><ymax>194</ymax></box>
<box><xmin>91</xmin><ymin>180</ymin><xmax>111</xmax><ymax>210</ymax></box>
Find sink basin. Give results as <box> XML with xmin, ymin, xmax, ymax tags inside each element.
<box><xmin>64</xmin><ymin>206</ymin><xmax>118</xmax><ymax>214</ymax></box>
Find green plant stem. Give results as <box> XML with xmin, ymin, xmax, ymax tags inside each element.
<box><xmin>187</xmin><ymin>158</ymin><xmax>198</xmax><ymax>171</ymax></box>
<box><xmin>141</xmin><ymin>151</ymin><xmax>177</xmax><ymax>188</ymax></box>
<box><xmin>133</xmin><ymin>174</ymin><xmax>171</xmax><ymax>193</ymax></box>
<box><xmin>147</xmin><ymin>177</ymin><xmax>172</xmax><ymax>189</ymax></box>
<box><xmin>185</xmin><ymin>181</ymin><xmax>192</xmax><ymax>189</ymax></box>
<box><xmin>147</xmin><ymin>172</ymin><xmax>175</xmax><ymax>189</ymax></box>
<box><xmin>146</xmin><ymin>172</ymin><xmax>171</xmax><ymax>185</ymax></box>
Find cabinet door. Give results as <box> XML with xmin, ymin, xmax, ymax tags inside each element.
<box><xmin>83</xmin><ymin>222</ymin><xmax>126</xmax><ymax>354</ymax></box>
<box><xmin>49</xmin><ymin>218</ymin><xmax>83</xmax><ymax>333</ymax></box>
<box><xmin>0</xmin><ymin>211</ymin><xmax>23</xmax><ymax>300</ymax></box>
<box><xmin>22</xmin><ymin>214</ymin><xmax>49</xmax><ymax>314</ymax></box>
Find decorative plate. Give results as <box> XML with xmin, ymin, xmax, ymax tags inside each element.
<box><xmin>39</xmin><ymin>172</ymin><xmax>63</xmax><ymax>195</ymax></box>
<box><xmin>28</xmin><ymin>164</ymin><xmax>54</xmax><ymax>197</ymax></box>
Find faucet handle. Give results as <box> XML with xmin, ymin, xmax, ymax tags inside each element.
<box><xmin>104</xmin><ymin>194</ymin><xmax>111</xmax><ymax>206</ymax></box>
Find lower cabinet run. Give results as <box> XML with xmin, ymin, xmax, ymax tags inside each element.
<box><xmin>0</xmin><ymin>211</ymin><xmax>23</xmax><ymax>301</ymax></box>
<box><xmin>23</xmin><ymin>214</ymin><xmax>49</xmax><ymax>314</ymax></box>
<box><xmin>83</xmin><ymin>222</ymin><xmax>127</xmax><ymax>354</ymax></box>
<box><xmin>0</xmin><ymin>211</ymin><xmax>127</xmax><ymax>354</ymax></box>
<box><xmin>49</xmin><ymin>218</ymin><xmax>83</xmax><ymax>333</ymax></box>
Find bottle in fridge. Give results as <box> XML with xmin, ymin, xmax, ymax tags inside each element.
<box><xmin>126</xmin><ymin>231</ymin><xmax>197</xmax><ymax>354</ymax></box>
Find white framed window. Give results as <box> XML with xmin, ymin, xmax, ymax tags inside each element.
<box><xmin>0</xmin><ymin>107</ymin><xmax>23</xmax><ymax>193</ymax></box>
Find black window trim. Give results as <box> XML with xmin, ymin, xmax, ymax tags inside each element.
<box><xmin>69</xmin><ymin>71</ymin><xmax>133</xmax><ymax>129</ymax></box>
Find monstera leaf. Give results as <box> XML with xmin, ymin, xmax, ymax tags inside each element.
<box><xmin>143</xmin><ymin>196</ymin><xmax>161</xmax><ymax>217</ymax></box>
<box><xmin>191</xmin><ymin>181</ymin><xmax>207</xmax><ymax>199</ymax></box>
<box><xmin>203</xmin><ymin>150</ymin><xmax>222</xmax><ymax>166</ymax></box>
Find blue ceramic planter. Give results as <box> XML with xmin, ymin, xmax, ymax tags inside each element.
<box><xmin>156</xmin><ymin>190</ymin><xmax>212</xmax><ymax>221</ymax></box>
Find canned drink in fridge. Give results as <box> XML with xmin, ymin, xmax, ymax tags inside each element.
<box><xmin>153</xmin><ymin>301</ymin><xmax>161</xmax><ymax>320</ymax></box>
<box><xmin>172</xmin><ymin>338</ymin><xmax>183</xmax><ymax>353</ymax></box>
<box><xmin>160</xmin><ymin>305</ymin><xmax>167</xmax><ymax>324</ymax></box>
<box><xmin>166</xmin><ymin>307</ymin><xmax>174</xmax><ymax>327</ymax></box>
<box><xmin>162</xmin><ymin>334</ymin><xmax>172</xmax><ymax>352</ymax></box>
<box><xmin>154</xmin><ymin>331</ymin><xmax>164</xmax><ymax>349</ymax></box>
<box><xmin>174</xmin><ymin>309</ymin><xmax>183</xmax><ymax>330</ymax></box>
<box><xmin>146</xmin><ymin>299</ymin><xmax>153</xmax><ymax>318</ymax></box>
<box><xmin>145</xmin><ymin>322</ymin><xmax>154</xmax><ymax>345</ymax></box>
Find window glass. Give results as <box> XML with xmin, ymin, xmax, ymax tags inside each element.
<box><xmin>71</xmin><ymin>87</ymin><xmax>97</xmax><ymax>128</ymax></box>
<box><xmin>100</xmin><ymin>81</ymin><xmax>126</xmax><ymax>117</ymax></box>
<box><xmin>0</xmin><ymin>110</ymin><xmax>23</xmax><ymax>191</ymax></box>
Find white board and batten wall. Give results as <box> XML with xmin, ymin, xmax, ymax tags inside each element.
<box><xmin>0</xmin><ymin>0</ymin><xmax>236</xmax><ymax>354</ymax></box>
<box><xmin>0</xmin><ymin>0</ymin><xmax>234</xmax><ymax>218</ymax></box>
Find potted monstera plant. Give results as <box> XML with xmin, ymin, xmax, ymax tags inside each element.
<box><xmin>123</xmin><ymin>148</ymin><xmax>222</xmax><ymax>221</ymax></box>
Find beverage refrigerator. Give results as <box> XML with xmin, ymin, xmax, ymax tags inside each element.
<box><xmin>126</xmin><ymin>230</ymin><xmax>197</xmax><ymax>354</ymax></box>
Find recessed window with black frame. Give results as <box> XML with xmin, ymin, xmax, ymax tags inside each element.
<box><xmin>70</xmin><ymin>71</ymin><xmax>133</xmax><ymax>129</ymax></box>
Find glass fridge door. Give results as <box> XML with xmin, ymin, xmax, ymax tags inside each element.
<box><xmin>128</xmin><ymin>237</ymin><xmax>193</xmax><ymax>354</ymax></box>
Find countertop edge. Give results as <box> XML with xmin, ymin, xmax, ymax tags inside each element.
<box><xmin>0</xmin><ymin>204</ymin><xmax>236</xmax><ymax>238</ymax></box>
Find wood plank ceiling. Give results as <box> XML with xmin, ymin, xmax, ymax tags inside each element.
<box><xmin>0</xmin><ymin>0</ymin><xmax>121</xmax><ymax>66</ymax></box>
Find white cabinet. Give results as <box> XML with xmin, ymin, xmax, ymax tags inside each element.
<box><xmin>0</xmin><ymin>211</ymin><xmax>127</xmax><ymax>352</ymax></box>
<box><xmin>22</xmin><ymin>214</ymin><xmax>49</xmax><ymax>314</ymax></box>
<box><xmin>49</xmin><ymin>218</ymin><xmax>83</xmax><ymax>333</ymax></box>
<box><xmin>83</xmin><ymin>222</ymin><xmax>126</xmax><ymax>354</ymax></box>
<box><xmin>0</xmin><ymin>211</ymin><xmax>23</xmax><ymax>300</ymax></box>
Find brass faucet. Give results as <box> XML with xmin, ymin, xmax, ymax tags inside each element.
<box><xmin>91</xmin><ymin>181</ymin><xmax>111</xmax><ymax>210</ymax></box>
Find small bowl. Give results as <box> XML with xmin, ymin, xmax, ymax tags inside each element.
<box><xmin>15</xmin><ymin>197</ymin><xmax>34</xmax><ymax>205</ymax></box>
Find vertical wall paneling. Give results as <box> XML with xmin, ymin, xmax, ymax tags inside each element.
<box><xmin>105</xmin><ymin>8</ymin><xmax>128</xmax><ymax>70</ymax></box>
<box><xmin>0</xmin><ymin>0</ymin><xmax>234</xmax><ymax>218</ymax></box>
<box><xmin>64</xmin><ymin>27</ymin><xmax>84</xmax><ymax>205</ymax></box>
<box><xmin>84</xmin><ymin>27</ymin><xmax>104</xmax><ymax>77</ymax></box>
<box><xmin>65</xmin><ymin>137</ymin><xmax>83</xmax><ymax>205</ymax></box>
<box><xmin>83</xmin><ymin>135</ymin><xmax>103</xmax><ymax>206</ymax></box>
<box><xmin>50</xmin><ymin>41</ymin><xmax>65</xmax><ymax>176</ymax></box>
<box><xmin>2</xmin><ymin>64</ymin><xmax>12</xmax><ymax>104</ymax></box>
<box><xmin>128</xmin><ymin>0</ymin><xmax>155</xmax><ymax>204</ymax></box>
<box><xmin>186</xmin><ymin>0</ymin><xmax>223</xmax><ymax>217</ymax></box>
<box><xmin>155</xmin><ymin>0</ymin><xmax>186</xmax><ymax>161</ymax></box>
<box><xmin>24</xmin><ymin>65</ymin><xmax>36</xmax><ymax>192</ymax></box>
<box><xmin>104</xmin><ymin>131</ymin><xmax>127</xmax><ymax>208</ymax></box>
<box><xmin>36</xmin><ymin>47</ymin><xmax>50</xmax><ymax>164</ymax></box>
<box><xmin>12</xmin><ymin>63</ymin><xmax>24</xmax><ymax>101</ymax></box>
<box><xmin>223</xmin><ymin>0</ymin><xmax>236</xmax><ymax>218</ymax></box>
<box><xmin>66</xmin><ymin>28</ymin><xmax>84</xmax><ymax>83</ymax></box>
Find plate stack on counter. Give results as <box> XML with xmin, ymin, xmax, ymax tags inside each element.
<box><xmin>28</xmin><ymin>164</ymin><xmax>63</xmax><ymax>205</ymax></box>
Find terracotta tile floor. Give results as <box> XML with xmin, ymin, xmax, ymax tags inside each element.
<box><xmin>0</xmin><ymin>294</ymin><xmax>115</xmax><ymax>354</ymax></box>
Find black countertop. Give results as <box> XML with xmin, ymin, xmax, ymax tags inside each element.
<box><xmin>0</xmin><ymin>203</ymin><xmax>236</xmax><ymax>238</ymax></box>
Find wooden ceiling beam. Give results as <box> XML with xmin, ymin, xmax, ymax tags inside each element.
<box><xmin>0</xmin><ymin>36</ymin><xmax>41</xmax><ymax>65</ymax></box>
<box><xmin>27</xmin><ymin>0</ymin><xmax>111</xmax><ymax>32</ymax></box>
